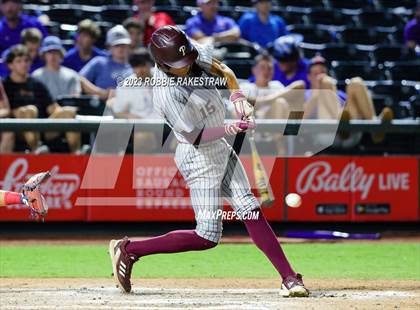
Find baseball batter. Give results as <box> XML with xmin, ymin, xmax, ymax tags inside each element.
<box><xmin>109</xmin><ymin>25</ymin><xmax>309</xmax><ymax>297</ymax></box>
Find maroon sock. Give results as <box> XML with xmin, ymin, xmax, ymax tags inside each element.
<box><xmin>244</xmin><ymin>209</ymin><xmax>295</xmax><ymax>280</ymax></box>
<box><xmin>125</xmin><ymin>230</ymin><xmax>217</xmax><ymax>258</ymax></box>
<box><xmin>4</xmin><ymin>192</ymin><xmax>22</xmax><ymax>205</ymax></box>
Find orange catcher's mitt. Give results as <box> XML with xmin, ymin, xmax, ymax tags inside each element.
<box><xmin>21</xmin><ymin>171</ymin><xmax>50</xmax><ymax>221</ymax></box>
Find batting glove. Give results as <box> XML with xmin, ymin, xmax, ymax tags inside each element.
<box><xmin>224</xmin><ymin>119</ymin><xmax>256</xmax><ymax>136</ymax></box>
<box><xmin>230</xmin><ymin>90</ymin><xmax>254</xmax><ymax>119</ymax></box>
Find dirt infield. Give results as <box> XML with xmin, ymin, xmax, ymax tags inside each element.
<box><xmin>1</xmin><ymin>278</ymin><xmax>419</xmax><ymax>310</ymax></box>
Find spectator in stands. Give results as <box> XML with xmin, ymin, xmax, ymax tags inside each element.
<box><xmin>239</xmin><ymin>0</ymin><xmax>288</xmax><ymax>48</ymax></box>
<box><xmin>241</xmin><ymin>54</ymin><xmax>300</xmax><ymax>118</ymax></box>
<box><xmin>32</xmin><ymin>36</ymin><xmax>81</xmax><ymax>101</ymax></box>
<box><xmin>3</xmin><ymin>44</ymin><xmax>81</xmax><ymax>154</ymax></box>
<box><xmin>123</xmin><ymin>18</ymin><xmax>145</xmax><ymax>52</ymax></box>
<box><xmin>270</xmin><ymin>35</ymin><xmax>310</xmax><ymax>88</ymax></box>
<box><xmin>0</xmin><ymin>80</ymin><xmax>14</xmax><ymax>153</ymax></box>
<box><xmin>21</xmin><ymin>28</ymin><xmax>44</xmax><ymax>73</ymax></box>
<box><xmin>62</xmin><ymin>19</ymin><xmax>106</xmax><ymax>73</ymax></box>
<box><xmin>305</xmin><ymin>56</ymin><xmax>393</xmax><ymax>143</ymax></box>
<box><xmin>110</xmin><ymin>48</ymin><xmax>159</xmax><ymax>153</ymax></box>
<box><xmin>133</xmin><ymin>0</ymin><xmax>176</xmax><ymax>45</ymax></box>
<box><xmin>240</xmin><ymin>54</ymin><xmax>305</xmax><ymax>154</ymax></box>
<box><xmin>404</xmin><ymin>5</ymin><xmax>420</xmax><ymax>49</ymax></box>
<box><xmin>0</xmin><ymin>0</ymin><xmax>47</xmax><ymax>54</ymax></box>
<box><xmin>185</xmin><ymin>0</ymin><xmax>240</xmax><ymax>44</ymax></box>
<box><xmin>0</xmin><ymin>27</ymin><xmax>44</xmax><ymax>78</ymax></box>
<box><xmin>80</xmin><ymin>25</ymin><xmax>133</xmax><ymax>90</ymax></box>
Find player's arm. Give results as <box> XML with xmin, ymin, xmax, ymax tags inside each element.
<box><xmin>0</xmin><ymin>82</ymin><xmax>11</xmax><ymax>118</ymax></box>
<box><xmin>182</xmin><ymin>120</ymin><xmax>255</xmax><ymax>145</ymax></box>
<box><xmin>210</xmin><ymin>58</ymin><xmax>254</xmax><ymax>119</ymax></box>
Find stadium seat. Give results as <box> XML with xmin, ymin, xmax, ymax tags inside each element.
<box><xmin>373</xmin><ymin>45</ymin><xmax>417</xmax><ymax>63</ymax></box>
<box><xmin>154</xmin><ymin>0</ymin><xmax>174</xmax><ymax>6</ymax></box>
<box><xmin>226</xmin><ymin>0</ymin><xmax>253</xmax><ymax>7</ymax></box>
<box><xmin>410</xmin><ymin>95</ymin><xmax>420</xmax><ymax>119</ymax></box>
<box><xmin>377</xmin><ymin>0</ymin><xmax>417</xmax><ymax>10</ymax></box>
<box><xmin>278</xmin><ymin>0</ymin><xmax>324</xmax><ymax>9</ymax></box>
<box><xmin>155</xmin><ymin>6</ymin><xmax>189</xmax><ymax>24</ymax></box>
<box><xmin>287</xmin><ymin>25</ymin><xmax>334</xmax><ymax>44</ymax></box>
<box><xmin>72</xmin><ymin>0</ymin><xmax>109</xmax><ymax>5</ymax></box>
<box><xmin>215</xmin><ymin>41</ymin><xmax>261</xmax><ymax>60</ymax></box>
<box><xmin>393</xmin><ymin>101</ymin><xmax>415</xmax><ymax>119</ymax></box>
<box><xmin>45</xmin><ymin>21</ymin><xmax>61</xmax><ymax>37</ymax></box>
<box><xmin>322</xmin><ymin>44</ymin><xmax>370</xmax><ymax>61</ymax></box>
<box><xmin>331</xmin><ymin>61</ymin><xmax>385</xmax><ymax>81</ymax></box>
<box><xmin>307</xmin><ymin>9</ymin><xmax>354</xmax><ymax>27</ymax></box>
<box><xmin>276</xmin><ymin>10</ymin><xmax>305</xmax><ymax>25</ymax></box>
<box><xmin>176</xmin><ymin>0</ymin><xmax>198</xmax><ymax>6</ymax></box>
<box><xmin>370</xmin><ymin>81</ymin><xmax>419</xmax><ymax>102</ymax></box>
<box><xmin>390</xmin><ymin>29</ymin><xmax>405</xmax><ymax>44</ymax></box>
<box><xmin>218</xmin><ymin>7</ymin><xmax>241</xmax><ymax>21</ymax></box>
<box><xmin>47</xmin><ymin>5</ymin><xmax>81</xmax><ymax>24</ymax></box>
<box><xmin>57</xmin><ymin>96</ymin><xmax>105</xmax><ymax>116</ymax></box>
<box><xmin>300</xmin><ymin>43</ymin><xmax>324</xmax><ymax>59</ymax></box>
<box><xmin>386</xmin><ymin>62</ymin><xmax>420</xmax><ymax>82</ymax></box>
<box><xmin>371</xmin><ymin>94</ymin><xmax>393</xmax><ymax>115</ymax></box>
<box><xmin>101</xmin><ymin>5</ymin><xmax>131</xmax><ymax>24</ymax></box>
<box><xmin>339</xmin><ymin>27</ymin><xmax>389</xmax><ymax>46</ymax></box>
<box><xmin>223</xmin><ymin>60</ymin><xmax>253</xmax><ymax>79</ymax></box>
<box><xmin>359</xmin><ymin>11</ymin><xmax>403</xmax><ymax>29</ymax></box>
<box><xmin>328</xmin><ymin>0</ymin><xmax>373</xmax><ymax>10</ymax></box>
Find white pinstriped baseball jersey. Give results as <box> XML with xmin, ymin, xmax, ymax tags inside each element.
<box><xmin>153</xmin><ymin>42</ymin><xmax>260</xmax><ymax>243</ymax></box>
<box><xmin>153</xmin><ymin>43</ymin><xmax>226</xmax><ymax>144</ymax></box>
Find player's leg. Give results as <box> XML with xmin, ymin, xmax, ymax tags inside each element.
<box><xmin>263</xmin><ymin>98</ymin><xmax>288</xmax><ymax>156</ymax></box>
<box><xmin>124</xmin><ymin>188</ymin><xmax>220</xmax><ymax>258</ymax></box>
<box><xmin>12</xmin><ymin>105</ymin><xmax>40</xmax><ymax>152</ymax></box>
<box><xmin>47</xmin><ymin>106</ymin><xmax>80</xmax><ymax>153</ymax></box>
<box><xmin>346</xmin><ymin>77</ymin><xmax>394</xmax><ymax>143</ymax></box>
<box><xmin>318</xmin><ymin>75</ymin><xmax>342</xmax><ymax>119</ymax></box>
<box><xmin>0</xmin><ymin>132</ymin><xmax>15</xmax><ymax>153</ymax></box>
<box><xmin>110</xmin><ymin>187</ymin><xmax>221</xmax><ymax>293</ymax></box>
<box><xmin>345</xmin><ymin>77</ymin><xmax>375</xmax><ymax>120</ymax></box>
<box><xmin>0</xmin><ymin>190</ymin><xmax>26</xmax><ymax>207</ymax></box>
<box><xmin>110</xmin><ymin>144</ymin><xmax>224</xmax><ymax>292</ymax></box>
<box><xmin>222</xmin><ymin>150</ymin><xmax>309</xmax><ymax>296</ymax></box>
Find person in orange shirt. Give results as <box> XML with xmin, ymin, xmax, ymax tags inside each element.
<box><xmin>133</xmin><ymin>0</ymin><xmax>176</xmax><ymax>45</ymax></box>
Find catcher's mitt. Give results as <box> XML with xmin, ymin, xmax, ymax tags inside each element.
<box><xmin>21</xmin><ymin>171</ymin><xmax>51</xmax><ymax>221</ymax></box>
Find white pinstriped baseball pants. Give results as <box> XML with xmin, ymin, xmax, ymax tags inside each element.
<box><xmin>175</xmin><ymin>138</ymin><xmax>260</xmax><ymax>243</ymax></box>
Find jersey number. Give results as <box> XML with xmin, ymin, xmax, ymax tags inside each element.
<box><xmin>199</xmin><ymin>102</ymin><xmax>216</xmax><ymax>118</ymax></box>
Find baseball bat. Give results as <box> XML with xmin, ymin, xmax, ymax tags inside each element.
<box><xmin>249</xmin><ymin>131</ymin><xmax>275</xmax><ymax>208</ymax></box>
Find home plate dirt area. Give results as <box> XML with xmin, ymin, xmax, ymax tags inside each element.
<box><xmin>0</xmin><ymin>278</ymin><xmax>419</xmax><ymax>310</ymax></box>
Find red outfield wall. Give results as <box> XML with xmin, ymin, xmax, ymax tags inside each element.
<box><xmin>0</xmin><ymin>155</ymin><xmax>418</xmax><ymax>222</ymax></box>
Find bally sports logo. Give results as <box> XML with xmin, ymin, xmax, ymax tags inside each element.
<box><xmin>0</xmin><ymin>158</ymin><xmax>80</xmax><ymax>210</ymax></box>
<box><xmin>296</xmin><ymin>161</ymin><xmax>410</xmax><ymax>199</ymax></box>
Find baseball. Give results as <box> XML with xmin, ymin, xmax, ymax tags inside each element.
<box><xmin>285</xmin><ymin>193</ymin><xmax>302</xmax><ymax>208</ymax></box>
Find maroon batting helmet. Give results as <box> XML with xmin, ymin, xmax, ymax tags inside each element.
<box><xmin>149</xmin><ymin>25</ymin><xmax>198</xmax><ymax>69</ymax></box>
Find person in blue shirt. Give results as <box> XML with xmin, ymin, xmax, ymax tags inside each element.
<box><xmin>185</xmin><ymin>0</ymin><xmax>240</xmax><ymax>44</ymax></box>
<box><xmin>62</xmin><ymin>19</ymin><xmax>107</xmax><ymax>73</ymax></box>
<box><xmin>0</xmin><ymin>0</ymin><xmax>47</xmax><ymax>54</ymax></box>
<box><xmin>249</xmin><ymin>34</ymin><xmax>310</xmax><ymax>88</ymax></box>
<box><xmin>239</xmin><ymin>0</ymin><xmax>289</xmax><ymax>48</ymax></box>
<box><xmin>80</xmin><ymin>25</ymin><xmax>133</xmax><ymax>90</ymax></box>
<box><xmin>0</xmin><ymin>27</ymin><xmax>44</xmax><ymax>78</ymax></box>
<box><xmin>270</xmin><ymin>35</ymin><xmax>310</xmax><ymax>88</ymax></box>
